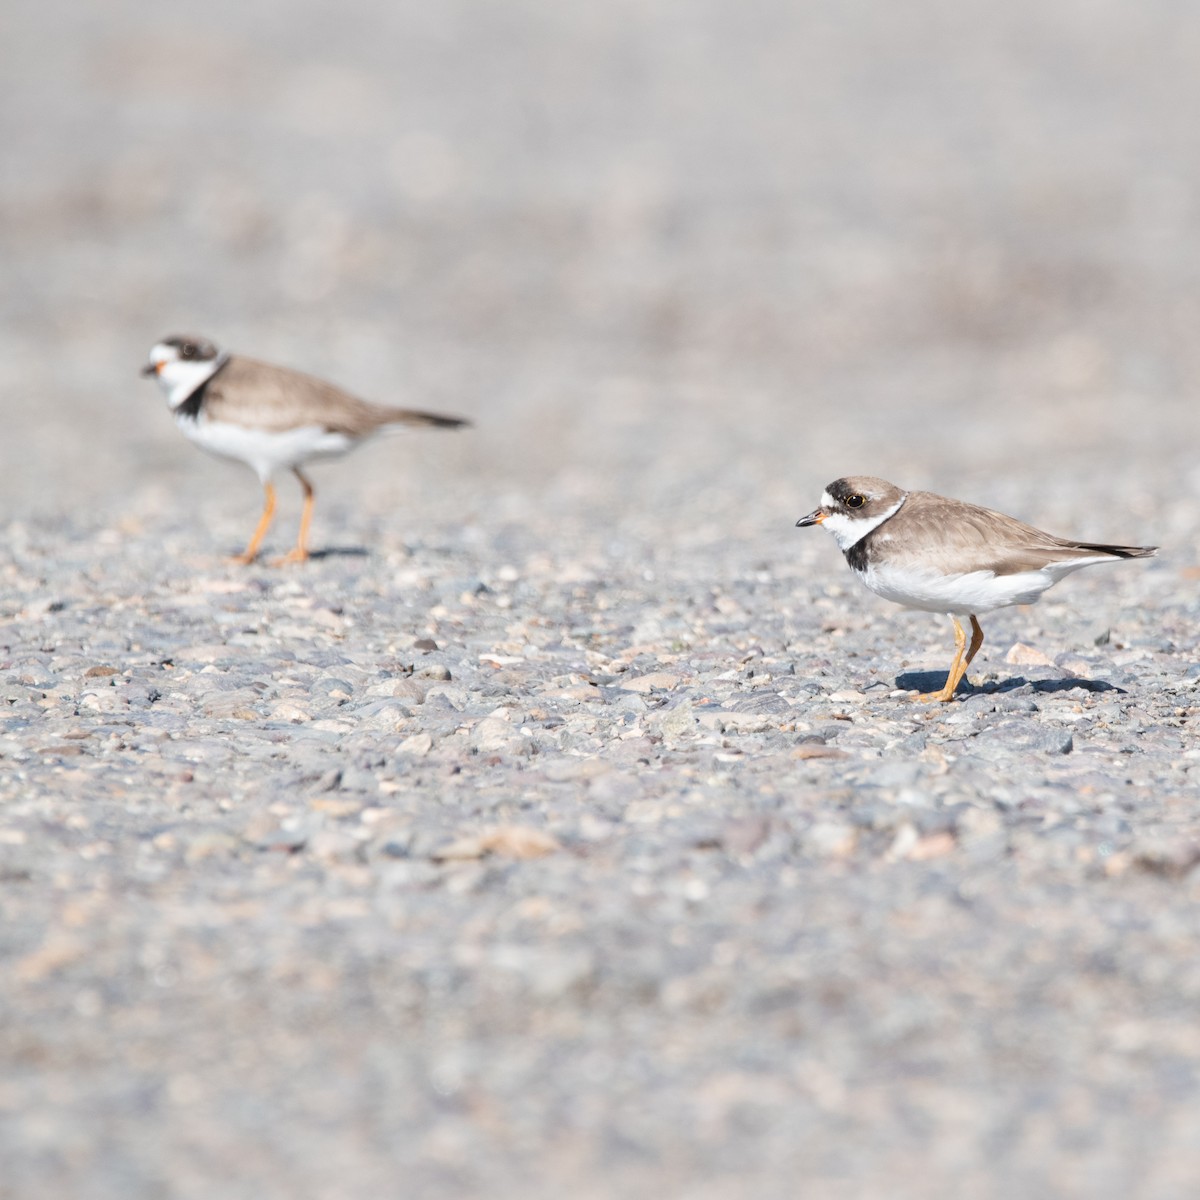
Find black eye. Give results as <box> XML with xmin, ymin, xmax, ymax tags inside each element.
<box><xmin>846</xmin><ymin>494</ymin><xmax>865</xmax><ymax>509</ymax></box>
<box><xmin>179</xmin><ymin>343</ymin><xmax>197</xmax><ymax>360</ymax></box>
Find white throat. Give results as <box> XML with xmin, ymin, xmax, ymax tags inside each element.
<box><xmin>821</xmin><ymin>493</ymin><xmax>906</xmax><ymax>552</ymax></box>
<box><xmin>150</xmin><ymin>346</ymin><xmax>229</xmax><ymax>410</ymax></box>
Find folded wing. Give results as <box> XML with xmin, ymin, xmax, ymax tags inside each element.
<box><xmin>203</xmin><ymin>357</ymin><xmax>469</xmax><ymax>436</ymax></box>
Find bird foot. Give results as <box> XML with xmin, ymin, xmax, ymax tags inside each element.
<box><xmin>271</xmin><ymin>547</ymin><xmax>310</xmax><ymax>567</ymax></box>
<box><xmin>908</xmin><ymin>676</ymin><xmax>971</xmax><ymax>703</ymax></box>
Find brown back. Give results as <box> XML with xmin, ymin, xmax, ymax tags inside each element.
<box><xmin>202</xmin><ymin>357</ymin><xmax>468</xmax><ymax>435</ymax></box>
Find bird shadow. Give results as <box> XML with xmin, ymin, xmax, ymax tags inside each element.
<box><xmin>894</xmin><ymin>670</ymin><xmax>1124</xmax><ymax>697</ymax></box>
<box><xmin>307</xmin><ymin>545</ymin><xmax>370</xmax><ymax>561</ymax></box>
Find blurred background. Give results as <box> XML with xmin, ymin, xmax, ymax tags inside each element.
<box><xmin>3</xmin><ymin>0</ymin><xmax>1199</xmax><ymax>552</ymax></box>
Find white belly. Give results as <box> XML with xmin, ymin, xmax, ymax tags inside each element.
<box><xmin>858</xmin><ymin>558</ymin><xmax>1110</xmax><ymax>615</ymax></box>
<box><xmin>177</xmin><ymin>415</ymin><xmax>356</xmax><ymax>482</ymax></box>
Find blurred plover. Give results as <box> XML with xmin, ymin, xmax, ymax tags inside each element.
<box><xmin>796</xmin><ymin>476</ymin><xmax>1156</xmax><ymax>701</ymax></box>
<box><xmin>142</xmin><ymin>335</ymin><xmax>468</xmax><ymax>564</ymax></box>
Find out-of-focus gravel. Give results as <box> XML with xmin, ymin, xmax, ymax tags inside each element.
<box><xmin>4</xmin><ymin>3</ymin><xmax>1200</xmax><ymax>1198</ymax></box>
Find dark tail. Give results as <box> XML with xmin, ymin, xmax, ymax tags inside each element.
<box><xmin>384</xmin><ymin>407</ymin><xmax>471</xmax><ymax>429</ymax></box>
<box><xmin>1072</xmin><ymin>541</ymin><xmax>1157</xmax><ymax>559</ymax></box>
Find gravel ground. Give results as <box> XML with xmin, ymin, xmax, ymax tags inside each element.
<box><xmin>4</xmin><ymin>3</ymin><xmax>1200</xmax><ymax>1198</ymax></box>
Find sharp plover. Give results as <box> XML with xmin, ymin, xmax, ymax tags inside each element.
<box><xmin>796</xmin><ymin>476</ymin><xmax>1156</xmax><ymax>701</ymax></box>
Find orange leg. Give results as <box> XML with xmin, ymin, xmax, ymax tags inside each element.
<box><xmin>231</xmin><ymin>481</ymin><xmax>277</xmax><ymax>565</ymax></box>
<box><xmin>273</xmin><ymin>469</ymin><xmax>315</xmax><ymax>566</ymax></box>
<box><xmin>916</xmin><ymin>614</ymin><xmax>969</xmax><ymax>703</ymax></box>
<box><xmin>962</xmin><ymin>615</ymin><xmax>985</xmax><ymax>680</ymax></box>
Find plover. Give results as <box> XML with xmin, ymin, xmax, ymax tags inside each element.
<box><xmin>796</xmin><ymin>476</ymin><xmax>1156</xmax><ymax>701</ymax></box>
<box><xmin>142</xmin><ymin>335</ymin><xmax>468</xmax><ymax>564</ymax></box>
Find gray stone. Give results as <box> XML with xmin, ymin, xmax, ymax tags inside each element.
<box><xmin>417</xmin><ymin>664</ymin><xmax>453</xmax><ymax>681</ymax></box>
